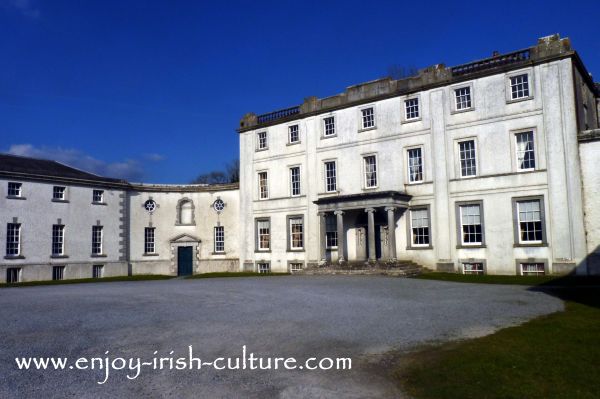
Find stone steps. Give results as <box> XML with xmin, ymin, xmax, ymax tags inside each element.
<box><xmin>295</xmin><ymin>260</ymin><xmax>426</xmax><ymax>277</ymax></box>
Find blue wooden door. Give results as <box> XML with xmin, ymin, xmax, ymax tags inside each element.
<box><xmin>177</xmin><ymin>246</ymin><xmax>193</xmax><ymax>276</ymax></box>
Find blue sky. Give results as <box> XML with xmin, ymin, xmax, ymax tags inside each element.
<box><xmin>1</xmin><ymin>0</ymin><xmax>598</xmax><ymax>183</ymax></box>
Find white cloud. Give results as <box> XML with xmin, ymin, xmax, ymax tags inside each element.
<box><xmin>6</xmin><ymin>0</ymin><xmax>41</xmax><ymax>19</ymax></box>
<box><xmin>143</xmin><ymin>153</ymin><xmax>166</xmax><ymax>162</ymax></box>
<box><xmin>5</xmin><ymin>144</ymin><xmax>160</xmax><ymax>182</ymax></box>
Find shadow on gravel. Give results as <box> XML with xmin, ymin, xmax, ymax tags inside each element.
<box><xmin>529</xmin><ymin>275</ymin><xmax>600</xmax><ymax>309</ymax></box>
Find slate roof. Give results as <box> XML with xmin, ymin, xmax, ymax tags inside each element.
<box><xmin>0</xmin><ymin>153</ymin><xmax>127</xmax><ymax>185</ymax></box>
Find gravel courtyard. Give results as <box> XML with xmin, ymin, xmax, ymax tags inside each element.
<box><xmin>0</xmin><ymin>276</ymin><xmax>563</xmax><ymax>398</ymax></box>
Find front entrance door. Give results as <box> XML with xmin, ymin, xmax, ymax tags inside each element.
<box><xmin>177</xmin><ymin>246</ymin><xmax>193</xmax><ymax>276</ymax></box>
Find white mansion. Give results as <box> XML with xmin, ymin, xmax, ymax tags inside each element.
<box><xmin>1</xmin><ymin>34</ymin><xmax>599</xmax><ymax>283</ymax></box>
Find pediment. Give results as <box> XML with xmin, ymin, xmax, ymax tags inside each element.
<box><xmin>170</xmin><ymin>233</ymin><xmax>201</xmax><ymax>243</ymax></box>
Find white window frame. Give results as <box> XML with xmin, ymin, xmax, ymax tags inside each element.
<box><xmin>457</xmin><ymin>138</ymin><xmax>478</xmax><ymax>178</ymax></box>
<box><xmin>362</xmin><ymin>154</ymin><xmax>378</xmax><ymax>189</ymax></box>
<box><xmin>53</xmin><ymin>186</ymin><xmax>66</xmax><ymax>200</ymax></box>
<box><xmin>458</xmin><ymin>203</ymin><xmax>484</xmax><ymax>246</ymax></box>
<box><xmin>516</xmin><ymin>199</ymin><xmax>543</xmax><ymax>244</ymax></box>
<box><xmin>520</xmin><ymin>262</ymin><xmax>545</xmax><ymax>276</ymax></box>
<box><xmin>359</xmin><ymin>106</ymin><xmax>376</xmax><ymax>130</ymax></box>
<box><xmin>406</xmin><ymin>146</ymin><xmax>424</xmax><ymax>183</ymax></box>
<box><xmin>257</xmin><ymin>262</ymin><xmax>270</xmax><ymax>274</ymax></box>
<box><xmin>514</xmin><ymin>130</ymin><xmax>536</xmax><ymax>172</ymax></box>
<box><xmin>324</xmin><ymin>160</ymin><xmax>337</xmax><ymax>193</ymax></box>
<box><xmin>451</xmin><ymin>83</ymin><xmax>474</xmax><ymax>113</ymax></box>
<box><xmin>214</xmin><ymin>226</ymin><xmax>225</xmax><ymax>253</ymax></box>
<box><xmin>462</xmin><ymin>262</ymin><xmax>484</xmax><ymax>275</ymax></box>
<box><xmin>258</xmin><ymin>171</ymin><xmax>269</xmax><ymax>200</ymax></box>
<box><xmin>288</xmin><ymin>124</ymin><xmax>300</xmax><ymax>144</ymax></box>
<box><xmin>92</xmin><ymin>225</ymin><xmax>103</xmax><ymax>255</ymax></box>
<box><xmin>256</xmin><ymin>219</ymin><xmax>270</xmax><ymax>251</ymax></box>
<box><xmin>93</xmin><ymin>190</ymin><xmax>104</xmax><ymax>203</ymax></box>
<box><xmin>6</xmin><ymin>223</ymin><xmax>21</xmax><ymax>256</ymax></box>
<box><xmin>289</xmin><ymin>262</ymin><xmax>303</xmax><ymax>273</ymax></box>
<box><xmin>409</xmin><ymin>208</ymin><xmax>430</xmax><ymax>247</ymax></box>
<box><xmin>6</xmin><ymin>267</ymin><xmax>21</xmax><ymax>283</ymax></box>
<box><xmin>256</xmin><ymin>131</ymin><xmax>268</xmax><ymax>151</ymax></box>
<box><xmin>322</xmin><ymin>115</ymin><xmax>336</xmax><ymax>137</ymax></box>
<box><xmin>325</xmin><ymin>215</ymin><xmax>338</xmax><ymax>249</ymax></box>
<box><xmin>52</xmin><ymin>265</ymin><xmax>65</xmax><ymax>281</ymax></box>
<box><xmin>52</xmin><ymin>224</ymin><xmax>65</xmax><ymax>255</ymax></box>
<box><xmin>289</xmin><ymin>166</ymin><xmax>301</xmax><ymax>197</ymax></box>
<box><xmin>144</xmin><ymin>227</ymin><xmax>155</xmax><ymax>254</ymax></box>
<box><xmin>404</xmin><ymin>96</ymin><xmax>421</xmax><ymax>121</ymax></box>
<box><xmin>506</xmin><ymin>69</ymin><xmax>534</xmax><ymax>103</ymax></box>
<box><xmin>93</xmin><ymin>264</ymin><xmax>104</xmax><ymax>278</ymax></box>
<box><xmin>288</xmin><ymin>217</ymin><xmax>304</xmax><ymax>250</ymax></box>
<box><xmin>7</xmin><ymin>182</ymin><xmax>22</xmax><ymax>197</ymax></box>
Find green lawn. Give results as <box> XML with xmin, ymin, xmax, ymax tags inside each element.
<box><xmin>399</xmin><ymin>273</ymin><xmax>600</xmax><ymax>399</ymax></box>
<box><xmin>0</xmin><ymin>274</ymin><xmax>172</xmax><ymax>288</ymax></box>
<box><xmin>186</xmin><ymin>271</ymin><xmax>291</xmax><ymax>279</ymax></box>
<box><xmin>414</xmin><ymin>271</ymin><xmax>600</xmax><ymax>286</ymax></box>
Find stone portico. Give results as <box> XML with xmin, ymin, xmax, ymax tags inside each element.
<box><xmin>314</xmin><ymin>191</ymin><xmax>411</xmax><ymax>264</ymax></box>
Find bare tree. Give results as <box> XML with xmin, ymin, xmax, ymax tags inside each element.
<box><xmin>226</xmin><ymin>159</ymin><xmax>240</xmax><ymax>183</ymax></box>
<box><xmin>387</xmin><ymin>65</ymin><xmax>419</xmax><ymax>80</ymax></box>
<box><xmin>190</xmin><ymin>158</ymin><xmax>239</xmax><ymax>184</ymax></box>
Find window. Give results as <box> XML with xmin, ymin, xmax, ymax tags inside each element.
<box><xmin>290</xmin><ymin>167</ymin><xmax>301</xmax><ymax>196</ymax></box>
<box><xmin>459</xmin><ymin>140</ymin><xmax>477</xmax><ymax>177</ymax></box>
<box><xmin>178</xmin><ymin>200</ymin><xmax>194</xmax><ymax>224</ymax></box>
<box><xmin>510</xmin><ymin>74</ymin><xmax>530</xmax><ymax>99</ymax></box>
<box><xmin>407</xmin><ymin>148</ymin><xmax>423</xmax><ymax>183</ymax></box>
<box><xmin>459</xmin><ymin>204</ymin><xmax>483</xmax><ymax>245</ymax></box>
<box><xmin>363</xmin><ymin>155</ymin><xmax>377</xmax><ymax>188</ymax></box>
<box><xmin>361</xmin><ymin>107</ymin><xmax>375</xmax><ymax>129</ymax></box>
<box><xmin>214</xmin><ymin>226</ymin><xmax>225</xmax><ymax>253</ymax></box>
<box><xmin>257</xmin><ymin>263</ymin><xmax>270</xmax><ymax>274</ymax></box>
<box><xmin>6</xmin><ymin>268</ymin><xmax>21</xmax><ymax>283</ymax></box>
<box><xmin>6</xmin><ymin>223</ymin><xmax>21</xmax><ymax>256</ymax></box>
<box><xmin>144</xmin><ymin>227</ymin><xmax>155</xmax><ymax>254</ymax></box>
<box><xmin>258</xmin><ymin>172</ymin><xmax>269</xmax><ymax>199</ymax></box>
<box><xmin>257</xmin><ymin>219</ymin><xmax>270</xmax><ymax>251</ymax></box>
<box><xmin>323</xmin><ymin>116</ymin><xmax>335</xmax><ymax>136</ymax></box>
<box><xmin>52</xmin><ymin>225</ymin><xmax>65</xmax><ymax>255</ymax></box>
<box><xmin>324</xmin><ymin>161</ymin><xmax>337</xmax><ymax>192</ymax></box>
<box><xmin>8</xmin><ymin>182</ymin><xmax>22</xmax><ymax>197</ymax></box>
<box><xmin>520</xmin><ymin>263</ymin><xmax>545</xmax><ymax>276</ymax></box>
<box><xmin>325</xmin><ymin>215</ymin><xmax>338</xmax><ymax>248</ymax></box>
<box><xmin>290</xmin><ymin>263</ymin><xmax>303</xmax><ymax>273</ymax></box>
<box><xmin>288</xmin><ymin>124</ymin><xmax>299</xmax><ymax>143</ymax></box>
<box><xmin>93</xmin><ymin>265</ymin><xmax>104</xmax><ymax>278</ymax></box>
<box><xmin>53</xmin><ymin>186</ymin><xmax>66</xmax><ymax>200</ymax></box>
<box><xmin>52</xmin><ymin>266</ymin><xmax>65</xmax><ymax>281</ymax></box>
<box><xmin>289</xmin><ymin>217</ymin><xmax>304</xmax><ymax>250</ymax></box>
<box><xmin>463</xmin><ymin>263</ymin><xmax>484</xmax><ymax>275</ymax></box>
<box><xmin>92</xmin><ymin>190</ymin><xmax>104</xmax><ymax>203</ymax></box>
<box><xmin>92</xmin><ymin>226</ymin><xmax>103</xmax><ymax>255</ymax></box>
<box><xmin>405</xmin><ymin>98</ymin><xmax>420</xmax><ymax>120</ymax></box>
<box><xmin>517</xmin><ymin>200</ymin><xmax>543</xmax><ymax>243</ymax></box>
<box><xmin>410</xmin><ymin>209</ymin><xmax>430</xmax><ymax>246</ymax></box>
<box><xmin>257</xmin><ymin>131</ymin><xmax>268</xmax><ymax>150</ymax></box>
<box><xmin>455</xmin><ymin>87</ymin><xmax>472</xmax><ymax>110</ymax></box>
<box><xmin>515</xmin><ymin>131</ymin><xmax>535</xmax><ymax>171</ymax></box>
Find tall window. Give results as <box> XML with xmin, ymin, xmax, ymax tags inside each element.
<box><xmin>410</xmin><ymin>209</ymin><xmax>430</xmax><ymax>246</ymax></box>
<box><xmin>6</xmin><ymin>223</ymin><xmax>21</xmax><ymax>256</ymax></box>
<box><xmin>179</xmin><ymin>200</ymin><xmax>194</xmax><ymax>224</ymax></box>
<box><xmin>289</xmin><ymin>217</ymin><xmax>304</xmax><ymax>250</ymax></box>
<box><xmin>52</xmin><ymin>266</ymin><xmax>65</xmax><ymax>281</ymax></box>
<box><xmin>405</xmin><ymin>98</ymin><xmax>420</xmax><ymax>120</ymax></box>
<box><xmin>363</xmin><ymin>155</ymin><xmax>377</xmax><ymax>188</ymax></box>
<box><xmin>325</xmin><ymin>215</ymin><xmax>338</xmax><ymax>248</ymax></box>
<box><xmin>52</xmin><ymin>224</ymin><xmax>65</xmax><ymax>255</ymax></box>
<box><xmin>257</xmin><ymin>219</ymin><xmax>270</xmax><ymax>251</ymax></box>
<box><xmin>408</xmin><ymin>148</ymin><xmax>423</xmax><ymax>183</ymax></box>
<box><xmin>53</xmin><ymin>186</ymin><xmax>66</xmax><ymax>200</ymax></box>
<box><xmin>325</xmin><ymin>161</ymin><xmax>337</xmax><ymax>192</ymax></box>
<box><xmin>290</xmin><ymin>167</ymin><xmax>301</xmax><ymax>196</ymax></box>
<box><xmin>8</xmin><ymin>182</ymin><xmax>22</xmax><ymax>197</ymax></box>
<box><xmin>459</xmin><ymin>140</ymin><xmax>477</xmax><ymax>177</ymax></box>
<box><xmin>92</xmin><ymin>226</ymin><xmax>103</xmax><ymax>255</ymax></box>
<box><xmin>517</xmin><ymin>200</ymin><xmax>543</xmax><ymax>243</ymax></box>
<box><xmin>144</xmin><ymin>227</ymin><xmax>155</xmax><ymax>254</ymax></box>
<box><xmin>361</xmin><ymin>107</ymin><xmax>375</xmax><ymax>129</ymax></box>
<box><xmin>323</xmin><ymin>116</ymin><xmax>335</xmax><ymax>136</ymax></box>
<box><xmin>257</xmin><ymin>131</ymin><xmax>268</xmax><ymax>150</ymax></box>
<box><xmin>92</xmin><ymin>190</ymin><xmax>104</xmax><ymax>203</ymax></box>
<box><xmin>459</xmin><ymin>204</ymin><xmax>483</xmax><ymax>245</ymax></box>
<box><xmin>455</xmin><ymin>87</ymin><xmax>472</xmax><ymax>110</ymax></box>
<box><xmin>510</xmin><ymin>74</ymin><xmax>530</xmax><ymax>99</ymax></box>
<box><xmin>288</xmin><ymin>124</ymin><xmax>299</xmax><ymax>143</ymax></box>
<box><xmin>258</xmin><ymin>171</ymin><xmax>269</xmax><ymax>199</ymax></box>
<box><xmin>214</xmin><ymin>226</ymin><xmax>225</xmax><ymax>253</ymax></box>
<box><xmin>515</xmin><ymin>131</ymin><xmax>535</xmax><ymax>171</ymax></box>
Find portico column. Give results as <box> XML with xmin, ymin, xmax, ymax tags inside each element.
<box><xmin>334</xmin><ymin>210</ymin><xmax>345</xmax><ymax>262</ymax></box>
<box><xmin>385</xmin><ymin>207</ymin><xmax>397</xmax><ymax>261</ymax></box>
<box><xmin>318</xmin><ymin>212</ymin><xmax>327</xmax><ymax>264</ymax></box>
<box><xmin>365</xmin><ymin>208</ymin><xmax>376</xmax><ymax>262</ymax></box>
